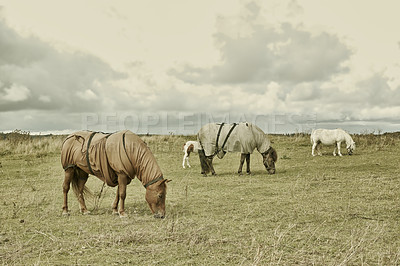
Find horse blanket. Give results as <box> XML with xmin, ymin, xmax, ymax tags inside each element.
<box><xmin>61</xmin><ymin>130</ymin><xmax>163</xmax><ymax>187</ymax></box>
<box><xmin>197</xmin><ymin>122</ymin><xmax>271</xmax><ymax>159</ymax></box>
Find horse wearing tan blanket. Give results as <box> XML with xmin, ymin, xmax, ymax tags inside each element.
<box><xmin>197</xmin><ymin>122</ymin><xmax>278</xmax><ymax>176</ymax></box>
<box><xmin>61</xmin><ymin>130</ymin><xmax>171</xmax><ymax>218</ymax></box>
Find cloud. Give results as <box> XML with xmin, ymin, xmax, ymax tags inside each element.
<box><xmin>76</xmin><ymin>89</ymin><xmax>98</xmax><ymax>101</ymax></box>
<box><xmin>0</xmin><ymin>17</ymin><xmax>124</xmax><ymax>113</ymax></box>
<box><xmin>38</xmin><ymin>95</ymin><xmax>51</xmax><ymax>103</ymax></box>
<box><xmin>0</xmin><ymin>1</ymin><xmax>398</xmax><ymax>134</ymax></box>
<box><xmin>287</xmin><ymin>0</ymin><xmax>303</xmax><ymax>16</ymax></box>
<box><xmin>1</xmin><ymin>83</ymin><xmax>30</xmax><ymax>101</ymax></box>
<box><xmin>170</xmin><ymin>2</ymin><xmax>351</xmax><ymax>86</ymax></box>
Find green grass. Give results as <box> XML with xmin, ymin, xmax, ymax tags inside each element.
<box><xmin>0</xmin><ymin>133</ymin><xmax>399</xmax><ymax>265</ymax></box>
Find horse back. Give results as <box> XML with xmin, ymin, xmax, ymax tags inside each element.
<box><xmin>311</xmin><ymin>128</ymin><xmax>346</xmax><ymax>145</ymax></box>
<box><xmin>197</xmin><ymin>122</ymin><xmax>269</xmax><ymax>156</ymax></box>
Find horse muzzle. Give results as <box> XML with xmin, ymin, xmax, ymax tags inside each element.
<box><xmin>153</xmin><ymin>212</ymin><xmax>165</xmax><ymax>219</ymax></box>
<box><xmin>265</xmin><ymin>166</ymin><xmax>276</xmax><ymax>175</ymax></box>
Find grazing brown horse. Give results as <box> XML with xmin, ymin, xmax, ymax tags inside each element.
<box><xmin>61</xmin><ymin>130</ymin><xmax>171</xmax><ymax>218</ymax></box>
<box><xmin>197</xmin><ymin>122</ymin><xmax>278</xmax><ymax>175</ymax></box>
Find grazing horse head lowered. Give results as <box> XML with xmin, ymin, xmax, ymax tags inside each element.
<box><xmin>197</xmin><ymin>122</ymin><xmax>278</xmax><ymax>176</ymax></box>
<box><xmin>346</xmin><ymin>141</ymin><xmax>356</xmax><ymax>155</ymax></box>
<box><xmin>262</xmin><ymin>147</ymin><xmax>278</xmax><ymax>174</ymax></box>
<box><xmin>61</xmin><ymin>130</ymin><xmax>171</xmax><ymax>218</ymax></box>
<box><xmin>144</xmin><ymin>178</ymin><xmax>170</xmax><ymax>218</ymax></box>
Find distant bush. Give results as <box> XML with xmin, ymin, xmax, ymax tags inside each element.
<box><xmin>353</xmin><ymin>132</ymin><xmax>399</xmax><ymax>151</ymax></box>
<box><xmin>0</xmin><ymin>130</ymin><xmax>65</xmax><ymax>157</ymax></box>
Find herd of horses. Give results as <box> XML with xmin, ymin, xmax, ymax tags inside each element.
<box><xmin>61</xmin><ymin>123</ymin><xmax>355</xmax><ymax>219</ymax></box>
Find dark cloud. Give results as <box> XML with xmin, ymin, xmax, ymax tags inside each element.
<box><xmin>0</xmin><ymin>18</ymin><xmax>125</xmax><ymax>113</ymax></box>
<box><xmin>170</xmin><ymin>3</ymin><xmax>351</xmax><ymax>86</ymax></box>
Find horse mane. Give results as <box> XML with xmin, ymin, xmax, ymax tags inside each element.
<box><xmin>270</xmin><ymin>147</ymin><xmax>278</xmax><ymax>162</ymax></box>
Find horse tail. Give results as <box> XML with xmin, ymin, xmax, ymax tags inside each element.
<box><xmin>70</xmin><ymin>168</ymin><xmax>93</xmax><ymax>200</ymax></box>
<box><xmin>310</xmin><ymin>129</ymin><xmax>316</xmax><ymax>144</ymax></box>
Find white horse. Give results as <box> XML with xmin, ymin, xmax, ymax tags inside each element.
<box><xmin>182</xmin><ymin>141</ymin><xmax>200</xmax><ymax>168</ymax></box>
<box><xmin>311</xmin><ymin>129</ymin><xmax>355</xmax><ymax>156</ymax></box>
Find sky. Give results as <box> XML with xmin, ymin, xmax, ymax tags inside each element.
<box><xmin>0</xmin><ymin>0</ymin><xmax>399</xmax><ymax>134</ymax></box>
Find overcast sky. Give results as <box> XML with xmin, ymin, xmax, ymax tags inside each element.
<box><xmin>0</xmin><ymin>0</ymin><xmax>399</xmax><ymax>134</ymax></box>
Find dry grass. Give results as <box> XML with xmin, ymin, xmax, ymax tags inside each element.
<box><xmin>0</xmin><ymin>132</ymin><xmax>399</xmax><ymax>265</ymax></box>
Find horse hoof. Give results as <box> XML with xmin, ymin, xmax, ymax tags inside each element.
<box><xmin>238</xmin><ymin>172</ymin><xmax>243</xmax><ymax>176</ymax></box>
<box><xmin>82</xmin><ymin>210</ymin><xmax>91</xmax><ymax>215</ymax></box>
<box><xmin>119</xmin><ymin>213</ymin><xmax>128</xmax><ymax>218</ymax></box>
<box><xmin>246</xmin><ymin>172</ymin><xmax>251</xmax><ymax>175</ymax></box>
<box><xmin>62</xmin><ymin>212</ymin><xmax>70</xmax><ymax>216</ymax></box>
<box><xmin>112</xmin><ymin>210</ymin><xmax>119</xmax><ymax>215</ymax></box>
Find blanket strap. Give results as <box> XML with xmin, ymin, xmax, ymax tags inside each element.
<box><xmin>63</xmin><ymin>164</ymin><xmax>76</xmax><ymax>171</ymax></box>
<box><xmin>144</xmin><ymin>176</ymin><xmax>164</xmax><ymax>188</ymax></box>
<box><xmin>215</xmin><ymin>122</ymin><xmax>225</xmax><ymax>155</ymax></box>
<box><xmin>220</xmin><ymin>123</ymin><xmax>238</xmax><ymax>153</ymax></box>
<box><xmin>86</xmin><ymin>132</ymin><xmax>97</xmax><ymax>175</ymax></box>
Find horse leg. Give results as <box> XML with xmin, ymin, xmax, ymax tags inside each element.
<box><xmin>312</xmin><ymin>142</ymin><xmax>317</xmax><ymax>156</ymax></box>
<box><xmin>199</xmin><ymin>149</ymin><xmax>210</xmax><ymax>176</ymax></box>
<box><xmin>183</xmin><ymin>150</ymin><xmax>191</xmax><ymax>168</ymax></box>
<box><xmin>186</xmin><ymin>153</ymin><xmax>191</xmax><ymax>168</ymax></box>
<box><xmin>62</xmin><ymin>168</ymin><xmax>74</xmax><ymax>215</ymax></box>
<box><xmin>246</xmin><ymin>154</ymin><xmax>251</xmax><ymax>175</ymax></box>
<box><xmin>187</xmin><ymin>145</ymin><xmax>193</xmax><ymax>168</ymax></box>
<box><xmin>337</xmin><ymin>142</ymin><xmax>343</xmax><ymax>156</ymax></box>
<box><xmin>76</xmin><ymin>170</ymin><xmax>90</xmax><ymax>214</ymax></box>
<box><xmin>112</xmin><ymin>187</ymin><xmax>120</xmax><ymax>215</ymax></box>
<box><xmin>333</xmin><ymin>144</ymin><xmax>337</xmax><ymax>156</ymax></box>
<box><xmin>182</xmin><ymin>153</ymin><xmax>186</xmax><ymax>168</ymax></box>
<box><xmin>317</xmin><ymin>143</ymin><xmax>322</xmax><ymax>156</ymax></box>
<box><xmin>207</xmin><ymin>156</ymin><xmax>216</xmax><ymax>175</ymax></box>
<box><xmin>238</xmin><ymin>153</ymin><xmax>246</xmax><ymax>175</ymax></box>
<box><xmin>117</xmin><ymin>174</ymin><xmax>128</xmax><ymax>218</ymax></box>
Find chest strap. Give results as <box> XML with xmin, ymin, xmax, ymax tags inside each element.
<box><xmin>86</xmin><ymin>132</ymin><xmax>97</xmax><ymax>175</ymax></box>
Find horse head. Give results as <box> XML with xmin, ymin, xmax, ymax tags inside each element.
<box><xmin>262</xmin><ymin>147</ymin><xmax>278</xmax><ymax>174</ymax></box>
<box><xmin>145</xmin><ymin>178</ymin><xmax>171</xmax><ymax>218</ymax></box>
<box><xmin>347</xmin><ymin>141</ymin><xmax>356</xmax><ymax>155</ymax></box>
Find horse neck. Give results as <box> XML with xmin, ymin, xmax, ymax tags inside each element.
<box><xmin>255</xmin><ymin>133</ymin><xmax>270</xmax><ymax>153</ymax></box>
<box><xmin>343</xmin><ymin>133</ymin><xmax>353</xmax><ymax>145</ymax></box>
<box><xmin>134</xmin><ymin>146</ymin><xmax>163</xmax><ymax>186</ymax></box>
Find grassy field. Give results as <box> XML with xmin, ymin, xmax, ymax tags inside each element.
<box><xmin>0</xmin><ymin>131</ymin><xmax>399</xmax><ymax>265</ymax></box>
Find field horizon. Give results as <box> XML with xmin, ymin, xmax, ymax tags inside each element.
<box><xmin>0</xmin><ymin>131</ymin><xmax>399</xmax><ymax>265</ymax></box>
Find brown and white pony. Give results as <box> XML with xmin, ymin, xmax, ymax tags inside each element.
<box><xmin>182</xmin><ymin>141</ymin><xmax>200</xmax><ymax>168</ymax></box>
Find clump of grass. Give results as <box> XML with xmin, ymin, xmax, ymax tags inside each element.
<box><xmin>0</xmin><ymin>130</ymin><xmax>64</xmax><ymax>157</ymax></box>
<box><xmin>353</xmin><ymin>131</ymin><xmax>398</xmax><ymax>151</ymax></box>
